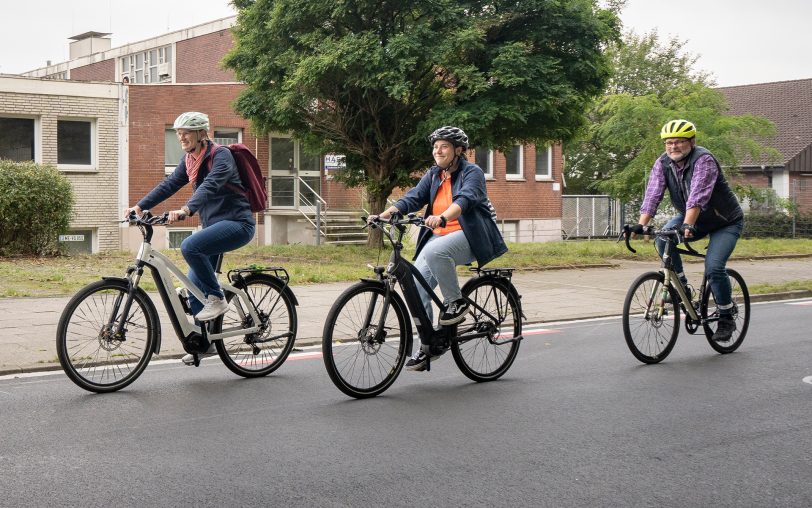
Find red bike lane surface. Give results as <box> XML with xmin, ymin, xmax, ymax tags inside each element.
<box><xmin>0</xmin><ymin>257</ymin><xmax>809</xmax><ymax>375</ymax></box>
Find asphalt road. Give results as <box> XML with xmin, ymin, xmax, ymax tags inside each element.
<box><xmin>1</xmin><ymin>299</ymin><xmax>810</xmax><ymax>507</ymax></box>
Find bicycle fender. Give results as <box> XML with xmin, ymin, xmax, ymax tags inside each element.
<box><xmin>101</xmin><ymin>276</ymin><xmax>163</xmax><ymax>354</ymax></box>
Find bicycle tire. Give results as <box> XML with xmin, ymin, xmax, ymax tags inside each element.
<box><xmin>322</xmin><ymin>281</ymin><xmax>411</xmax><ymax>398</ymax></box>
<box><xmin>56</xmin><ymin>279</ymin><xmax>158</xmax><ymax>393</ymax></box>
<box><xmin>622</xmin><ymin>271</ymin><xmax>680</xmax><ymax>364</ymax></box>
<box><xmin>701</xmin><ymin>268</ymin><xmax>750</xmax><ymax>354</ymax></box>
<box><xmin>452</xmin><ymin>277</ymin><xmax>521</xmax><ymax>382</ymax></box>
<box><xmin>212</xmin><ymin>273</ymin><xmax>297</xmax><ymax>377</ymax></box>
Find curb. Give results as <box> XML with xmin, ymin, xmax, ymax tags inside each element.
<box><xmin>4</xmin><ymin>290</ymin><xmax>809</xmax><ymax>379</ymax></box>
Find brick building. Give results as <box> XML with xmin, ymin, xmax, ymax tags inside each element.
<box><xmin>719</xmin><ymin>78</ymin><xmax>812</xmax><ymax>213</ymax></box>
<box><xmin>0</xmin><ymin>75</ymin><xmax>124</xmax><ymax>252</ymax></box>
<box><xmin>19</xmin><ymin>16</ymin><xmax>564</xmax><ymax>251</ymax></box>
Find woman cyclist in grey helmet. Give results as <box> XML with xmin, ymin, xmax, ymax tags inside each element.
<box><xmin>124</xmin><ymin>111</ymin><xmax>256</xmax><ymax>364</ymax></box>
<box><xmin>368</xmin><ymin>126</ymin><xmax>507</xmax><ymax>371</ymax></box>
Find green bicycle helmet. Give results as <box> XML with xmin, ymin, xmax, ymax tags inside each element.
<box><xmin>660</xmin><ymin>119</ymin><xmax>696</xmax><ymax>139</ymax></box>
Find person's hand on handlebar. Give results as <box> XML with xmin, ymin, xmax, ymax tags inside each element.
<box><xmin>167</xmin><ymin>206</ymin><xmax>190</xmax><ymax>224</ymax></box>
<box><xmin>424</xmin><ymin>214</ymin><xmax>447</xmax><ymax>229</ymax></box>
<box><xmin>123</xmin><ymin>205</ymin><xmax>142</xmax><ymax>219</ymax></box>
<box><xmin>626</xmin><ymin>223</ymin><xmax>646</xmax><ymax>239</ymax></box>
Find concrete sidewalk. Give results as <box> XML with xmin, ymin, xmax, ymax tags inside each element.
<box><xmin>1</xmin><ymin>257</ymin><xmax>810</xmax><ymax>375</ymax></box>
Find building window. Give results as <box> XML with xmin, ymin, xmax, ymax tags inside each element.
<box><xmin>474</xmin><ymin>148</ymin><xmax>493</xmax><ymax>178</ymax></box>
<box><xmin>535</xmin><ymin>145</ymin><xmax>552</xmax><ymax>180</ymax></box>
<box><xmin>57</xmin><ymin>119</ymin><xmax>95</xmax><ymax>169</ymax></box>
<box><xmin>213</xmin><ymin>129</ymin><xmax>241</xmax><ymax>146</ymax></box>
<box><xmin>120</xmin><ymin>45</ymin><xmax>172</xmax><ymax>84</ymax></box>
<box><xmin>505</xmin><ymin>145</ymin><xmax>523</xmax><ymax>180</ymax></box>
<box><xmin>0</xmin><ymin>117</ymin><xmax>35</xmax><ymax>161</ymax></box>
<box><xmin>165</xmin><ymin>129</ymin><xmax>186</xmax><ymax>173</ymax></box>
<box><xmin>168</xmin><ymin>229</ymin><xmax>194</xmax><ymax>249</ymax></box>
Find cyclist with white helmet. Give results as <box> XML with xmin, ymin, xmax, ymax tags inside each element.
<box><xmin>125</xmin><ymin>112</ymin><xmax>256</xmax><ymax>361</ymax></box>
<box><xmin>633</xmin><ymin>119</ymin><xmax>744</xmax><ymax>342</ymax></box>
<box><xmin>369</xmin><ymin>126</ymin><xmax>507</xmax><ymax>371</ymax></box>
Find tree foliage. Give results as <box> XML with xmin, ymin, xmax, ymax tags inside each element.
<box><xmin>0</xmin><ymin>160</ymin><xmax>74</xmax><ymax>256</ymax></box>
<box><xmin>564</xmin><ymin>30</ymin><xmax>779</xmax><ymax>202</ymax></box>
<box><xmin>224</xmin><ymin>0</ymin><xmax>619</xmax><ymax>243</ymax></box>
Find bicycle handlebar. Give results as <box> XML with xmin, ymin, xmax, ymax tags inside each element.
<box><xmin>123</xmin><ymin>210</ymin><xmax>170</xmax><ymax>226</ymax></box>
<box><xmin>618</xmin><ymin>224</ymin><xmax>702</xmax><ymax>256</ymax></box>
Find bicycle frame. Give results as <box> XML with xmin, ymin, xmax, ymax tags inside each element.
<box><xmin>118</xmin><ymin>212</ymin><xmax>263</xmax><ymax>351</ymax></box>
<box><xmin>370</xmin><ymin>214</ymin><xmax>513</xmax><ymax>347</ymax></box>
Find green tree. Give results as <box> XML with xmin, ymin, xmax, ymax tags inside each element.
<box><xmin>0</xmin><ymin>160</ymin><xmax>74</xmax><ymax>256</ymax></box>
<box><xmin>224</xmin><ymin>0</ymin><xmax>619</xmax><ymax>244</ymax></box>
<box><xmin>564</xmin><ymin>30</ymin><xmax>778</xmax><ymax>201</ymax></box>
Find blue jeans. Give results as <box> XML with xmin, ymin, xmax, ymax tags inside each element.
<box><xmin>655</xmin><ymin>215</ymin><xmax>743</xmax><ymax>312</ymax></box>
<box><xmin>413</xmin><ymin>230</ymin><xmax>476</xmax><ymax>327</ymax></box>
<box><xmin>181</xmin><ymin>220</ymin><xmax>255</xmax><ymax>315</ymax></box>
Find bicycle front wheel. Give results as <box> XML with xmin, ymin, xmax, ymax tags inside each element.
<box><xmin>622</xmin><ymin>271</ymin><xmax>680</xmax><ymax>364</ymax></box>
<box><xmin>452</xmin><ymin>277</ymin><xmax>521</xmax><ymax>382</ymax></box>
<box><xmin>701</xmin><ymin>268</ymin><xmax>750</xmax><ymax>354</ymax></box>
<box><xmin>56</xmin><ymin>279</ymin><xmax>158</xmax><ymax>393</ymax></box>
<box><xmin>212</xmin><ymin>274</ymin><xmax>297</xmax><ymax>377</ymax></box>
<box><xmin>322</xmin><ymin>282</ymin><xmax>411</xmax><ymax>398</ymax></box>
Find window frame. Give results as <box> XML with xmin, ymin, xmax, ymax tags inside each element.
<box><xmin>505</xmin><ymin>144</ymin><xmax>524</xmax><ymax>181</ymax></box>
<box><xmin>0</xmin><ymin>115</ymin><xmax>41</xmax><ymax>163</ymax></box>
<box><xmin>56</xmin><ymin>117</ymin><xmax>97</xmax><ymax>171</ymax></box>
<box><xmin>119</xmin><ymin>45</ymin><xmax>172</xmax><ymax>84</ymax></box>
<box><xmin>167</xmin><ymin>228</ymin><xmax>195</xmax><ymax>249</ymax></box>
<box><xmin>212</xmin><ymin>128</ymin><xmax>243</xmax><ymax>146</ymax></box>
<box><xmin>474</xmin><ymin>148</ymin><xmax>494</xmax><ymax>179</ymax></box>
<box><xmin>535</xmin><ymin>144</ymin><xmax>553</xmax><ymax>181</ymax></box>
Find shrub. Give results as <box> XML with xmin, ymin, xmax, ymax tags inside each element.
<box><xmin>0</xmin><ymin>160</ymin><xmax>74</xmax><ymax>255</ymax></box>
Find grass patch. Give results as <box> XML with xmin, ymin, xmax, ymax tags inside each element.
<box><xmin>748</xmin><ymin>279</ymin><xmax>812</xmax><ymax>295</ymax></box>
<box><xmin>1</xmin><ymin>237</ymin><xmax>811</xmax><ymax>298</ymax></box>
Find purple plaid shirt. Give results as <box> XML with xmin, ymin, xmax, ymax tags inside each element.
<box><xmin>640</xmin><ymin>153</ymin><xmax>719</xmax><ymax>216</ymax></box>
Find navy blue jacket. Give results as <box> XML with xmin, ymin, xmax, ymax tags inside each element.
<box><xmin>394</xmin><ymin>158</ymin><xmax>507</xmax><ymax>266</ymax></box>
<box><xmin>138</xmin><ymin>141</ymin><xmax>255</xmax><ymax>228</ymax></box>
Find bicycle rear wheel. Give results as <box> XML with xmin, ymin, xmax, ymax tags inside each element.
<box><xmin>622</xmin><ymin>271</ymin><xmax>680</xmax><ymax>364</ymax></box>
<box><xmin>701</xmin><ymin>268</ymin><xmax>750</xmax><ymax>354</ymax></box>
<box><xmin>452</xmin><ymin>277</ymin><xmax>521</xmax><ymax>382</ymax></box>
<box><xmin>212</xmin><ymin>274</ymin><xmax>297</xmax><ymax>377</ymax></box>
<box><xmin>56</xmin><ymin>279</ymin><xmax>158</xmax><ymax>393</ymax></box>
<box><xmin>322</xmin><ymin>282</ymin><xmax>411</xmax><ymax>398</ymax></box>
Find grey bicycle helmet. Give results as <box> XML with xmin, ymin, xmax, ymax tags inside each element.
<box><xmin>428</xmin><ymin>126</ymin><xmax>469</xmax><ymax>149</ymax></box>
<box><xmin>173</xmin><ymin>111</ymin><xmax>209</xmax><ymax>131</ymax></box>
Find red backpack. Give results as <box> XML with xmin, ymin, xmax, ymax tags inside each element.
<box><xmin>208</xmin><ymin>143</ymin><xmax>268</xmax><ymax>213</ymax></box>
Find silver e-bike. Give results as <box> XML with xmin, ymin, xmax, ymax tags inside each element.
<box><xmin>56</xmin><ymin>211</ymin><xmax>298</xmax><ymax>392</ymax></box>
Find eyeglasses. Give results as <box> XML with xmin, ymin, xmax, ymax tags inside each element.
<box><xmin>664</xmin><ymin>139</ymin><xmax>689</xmax><ymax>147</ymax></box>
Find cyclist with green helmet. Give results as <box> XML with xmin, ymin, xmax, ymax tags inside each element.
<box><xmin>632</xmin><ymin>119</ymin><xmax>743</xmax><ymax>342</ymax></box>
<box><xmin>125</xmin><ymin>112</ymin><xmax>256</xmax><ymax>362</ymax></box>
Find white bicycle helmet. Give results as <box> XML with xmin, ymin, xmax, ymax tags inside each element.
<box><xmin>173</xmin><ymin>111</ymin><xmax>209</xmax><ymax>131</ymax></box>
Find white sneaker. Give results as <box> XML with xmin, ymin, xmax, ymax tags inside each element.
<box><xmin>195</xmin><ymin>294</ymin><xmax>228</xmax><ymax>321</ymax></box>
<box><xmin>181</xmin><ymin>343</ymin><xmax>217</xmax><ymax>366</ymax></box>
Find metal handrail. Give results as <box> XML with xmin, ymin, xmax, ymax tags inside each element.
<box><xmin>295</xmin><ymin>176</ymin><xmax>328</xmax><ymax>244</ymax></box>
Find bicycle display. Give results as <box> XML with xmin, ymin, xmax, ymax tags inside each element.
<box><xmin>321</xmin><ymin>213</ymin><xmax>525</xmax><ymax>398</ymax></box>
<box><xmin>55</xmin><ymin>211</ymin><xmax>298</xmax><ymax>392</ymax></box>
<box><xmin>619</xmin><ymin>224</ymin><xmax>750</xmax><ymax>363</ymax></box>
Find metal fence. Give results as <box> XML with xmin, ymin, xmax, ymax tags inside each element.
<box><xmin>561</xmin><ymin>195</ymin><xmax>622</xmax><ymax>239</ymax></box>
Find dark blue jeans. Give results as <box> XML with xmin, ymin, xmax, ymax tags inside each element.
<box><xmin>181</xmin><ymin>220</ymin><xmax>255</xmax><ymax>315</ymax></box>
<box><xmin>655</xmin><ymin>215</ymin><xmax>743</xmax><ymax>312</ymax></box>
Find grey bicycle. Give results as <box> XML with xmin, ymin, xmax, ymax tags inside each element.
<box><xmin>56</xmin><ymin>211</ymin><xmax>298</xmax><ymax>392</ymax></box>
<box><xmin>620</xmin><ymin>224</ymin><xmax>750</xmax><ymax>364</ymax></box>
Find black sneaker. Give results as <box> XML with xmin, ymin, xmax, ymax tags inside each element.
<box><xmin>713</xmin><ymin>316</ymin><xmax>736</xmax><ymax>342</ymax></box>
<box><xmin>405</xmin><ymin>346</ymin><xmax>445</xmax><ymax>372</ymax></box>
<box><xmin>439</xmin><ymin>299</ymin><xmax>469</xmax><ymax>326</ymax></box>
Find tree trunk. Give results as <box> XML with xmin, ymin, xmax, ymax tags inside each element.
<box><xmin>365</xmin><ymin>192</ymin><xmax>389</xmax><ymax>248</ymax></box>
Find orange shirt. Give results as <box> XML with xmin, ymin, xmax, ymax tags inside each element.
<box><xmin>431</xmin><ymin>174</ymin><xmax>462</xmax><ymax>236</ymax></box>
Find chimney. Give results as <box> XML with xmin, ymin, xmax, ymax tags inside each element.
<box><xmin>68</xmin><ymin>31</ymin><xmax>112</xmax><ymax>59</ymax></box>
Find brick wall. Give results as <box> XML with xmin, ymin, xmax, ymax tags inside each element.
<box><xmin>127</xmin><ymin>83</ymin><xmax>265</xmax><ymax>230</ymax></box>
<box><xmin>176</xmin><ymin>30</ymin><xmax>237</xmax><ymax>83</ymax></box>
<box><xmin>71</xmin><ymin>59</ymin><xmax>115</xmax><ymax>82</ymax></box>
<box><xmin>0</xmin><ymin>87</ymin><xmax>120</xmax><ymax>251</ymax></box>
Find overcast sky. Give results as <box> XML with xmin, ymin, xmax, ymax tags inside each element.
<box><xmin>0</xmin><ymin>0</ymin><xmax>809</xmax><ymax>87</ymax></box>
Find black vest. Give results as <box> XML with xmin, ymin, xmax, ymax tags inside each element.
<box><xmin>658</xmin><ymin>146</ymin><xmax>743</xmax><ymax>232</ymax></box>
